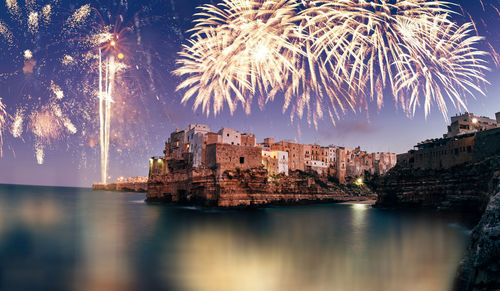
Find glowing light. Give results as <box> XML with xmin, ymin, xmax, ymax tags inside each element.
<box><xmin>66</xmin><ymin>4</ymin><xmax>91</xmax><ymax>29</ymax></box>
<box><xmin>472</xmin><ymin>117</ymin><xmax>478</xmax><ymax>124</ymax></box>
<box><xmin>117</xmin><ymin>53</ymin><xmax>124</xmax><ymax>60</ymax></box>
<box><xmin>24</xmin><ymin>49</ymin><xmax>33</xmax><ymax>60</ymax></box>
<box><xmin>50</xmin><ymin>81</ymin><xmax>64</xmax><ymax>99</ymax></box>
<box><xmin>355</xmin><ymin>177</ymin><xmax>363</xmax><ymax>186</ymax></box>
<box><xmin>11</xmin><ymin>109</ymin><xmax>24</xmax><ymax>138</ymax></box>
<box><xmin>110</xmin><ymin>40</ymin><xmax>116</xmax><ymax>47</ymax></box>
<box><xmin>0</xmin><ymin>98</ymin><xmax>8</xmax><ymax>157</ymax></box>
<box><xmin>352</xmin><ymin>204</ymin><xmax>369</xmax><ymax>211</ymax></box>
<box><xmin>28</xmin><ymin>11</ymin><xmax>39</xmax><ymax>34</ymax></box>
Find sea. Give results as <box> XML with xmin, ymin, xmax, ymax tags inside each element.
<box><xmin>0</xmin><ymin>184</ymin><xmax>476</xmax><ymax>291</ymax></box>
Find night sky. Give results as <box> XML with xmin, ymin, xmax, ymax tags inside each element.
<box><xmin>0</xmin><ymin>0</ymin><xmax>499</xmax><ymax>187</ymax></box>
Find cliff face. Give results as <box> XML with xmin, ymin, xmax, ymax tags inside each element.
<box><xmin>147</xmin><ymin>168</ymin><xmax>375</xmax><ymax>207</ymax></box>
<box><xmin>374</xmin><ymin>157</ymin><xmax>500</xmax><ymax>291</ymax></box>
<box><xmin>374</xmin><ymin>157</ymin><xmax>500</xmax><ymax>214</ymax></box>
<box><xmin>454</xmin><ymin>178</ymin><xmax>500</xmax><ymax>291</ymax></box>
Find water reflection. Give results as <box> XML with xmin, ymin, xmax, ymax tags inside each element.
<box><xmin>0</xmin><ymin>185</ymin><xmax>471</xmax><ymax>291</ymax></box>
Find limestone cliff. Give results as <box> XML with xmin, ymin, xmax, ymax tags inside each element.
<box><xmin>374</xmin><ymin>157</ymin><xmax>500</xmax><ymax>214</ymax></box>
<box><xmin>147</xmin><ymin>168</ymin><xmax>375</xmax><ymax>207</ymax></box>
<box><xmin>454</xmin><ymin>178</ymin><xmax>500</xmax><ymax>291</ymax></box>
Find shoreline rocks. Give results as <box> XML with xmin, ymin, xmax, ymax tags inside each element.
<box><xmin>453</xmin><ymin>177</ymin><xmax>500</xmax><ymax>291</ymax></box>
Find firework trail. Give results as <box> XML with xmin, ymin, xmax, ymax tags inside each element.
<box><xmin>176</xmin><ymin>0</ymin><xmax>488</xmax><ymax>121</ymax></box>
<box><xmin>0</xmin><ymin>98</ymin><xmax>10</xmax><ymax>157</ymax></box>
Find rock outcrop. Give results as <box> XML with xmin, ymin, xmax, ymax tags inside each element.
<box><xmin>454</xmin><ymin>177</ymin><xmax>500</xmax><ymax>291</ymax></box>
<box><xmin>374</xmin><ymin>157</ymin><xmax>500</xmax><ymax>214</ymax></box>
<box><xmin>147</xmin><ymin>168</ymin><xmax>375</xmax><ymax>207</ymax></box>
<box><xmin>374</xmin><ymin>156</ymin><xmax>500</xmax><ymax>291</ymax></box>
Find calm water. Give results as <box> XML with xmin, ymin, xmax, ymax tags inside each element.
<box><xmin>0</xmin><ymin>184</ymin><xmax>474</xmax><ymax>291</ymax></box>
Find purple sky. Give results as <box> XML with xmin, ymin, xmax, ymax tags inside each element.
<box><xmin>0</xmin><ymin>0</ymin><xmax>499</xmax><ymax>187</ymax></box>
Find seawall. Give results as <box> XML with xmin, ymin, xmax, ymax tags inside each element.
<box><xmin>92</xmin><ymin>182</ymin><xmax>148</xmax><ymax>192</ymax></box>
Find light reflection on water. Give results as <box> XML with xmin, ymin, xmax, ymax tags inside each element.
<box><xmin>0</xmin><ymin>184</ymin><xmax>472</xmax><ymax>291</ymax></box>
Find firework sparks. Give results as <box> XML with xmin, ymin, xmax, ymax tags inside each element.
<box><xmin>394</xmin><ymin>17</ymin><xmax>488</xmax><ymax>117</ymax></box>
<box><xmin>50</xmin><ymin>81</ymin><xmax>64</xmax><ymax>99</ymax></box>
<box><xmin>66</xmin><ymin>4</ymin><xmax>91</xmax><ymax>30</ymax></box>
<box><xmin>28</xmin><ymin>103</ymin><xmax>77</xmax><ymax>164</ymax></box>
<box><xmin>177</xmin><ymin>0</ymin><xmax>488</xmax><ymax>121</ymax></box>
<box><xmin>174</xmin><ymin>0</ymin><xmax>302</xmax><ymax>116</ymax></box>
<box><xmin>0</xmin><ymin>98</ymin><xmax>9</xmax><ymax>157</ymax></box>
<box><xmin>11</xmin><ymin>108</ymin><xmax>24</xmax><ymax>138</ymax></box>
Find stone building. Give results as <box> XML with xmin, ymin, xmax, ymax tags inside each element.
<box><xmin>219</xmin><ymin>128</ymin><xmax>242</xmax><ymax>145</ymax></box>
<box><xmin>270</xmin><ymin>141</ymin><xmax>304</xmax><ymax>171</ymax></box>
<box><xmin>164</xmin><ymin>129</ymin><xmax>188</xmax><ymax>160</ymax></box>
<box><xmin>205</xmin><ymin>143</ymin><xmax>262</xmax><ymax>175</ymax></box>
<box><xmin>305</xmin><ymin>160</ymin><xmax>328</xmax><ymax>175</ymax></box>
<box><xmin>397</xmin><ymin>112</ymin><xmax>500</xmax><ymax>170</ymax></box>
<box><xmin>159</xmin><ymin>125</ymin><xmax>396</xmax><ymax>184</ymax></box>
<box><xmin>186</xmin><ymin>124</ymin><xmax>211</xmax><ymax>167</ymax></box>
<box><xmin>241</xmin><ymin>133</ymin><xmax>257</xmax><ymax>147</ymax></box>
<box><xmin>262</xmin><ymin>150</ymin><xmax>289</xmax><ymax>176</ymax></box>
<box><xmin>447</xmin><ymin>112</ymin><xmax>497</xmax><ymax>138</ymax></box>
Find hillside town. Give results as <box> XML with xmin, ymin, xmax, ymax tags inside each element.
<box><xmin>150</xmin><ymin>124</ymin><xmax>397</xmax><ymax>184</ymax></box>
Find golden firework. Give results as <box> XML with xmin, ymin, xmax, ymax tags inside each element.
<box><xmin>174</xmin><ymin>0</ymin><xmax>301</xmax><ymax>116</ymax></box>
<box><xmin>176</xmin><ymin>0</ymin><xmax>488</xmax><ymax>121</ymax></box>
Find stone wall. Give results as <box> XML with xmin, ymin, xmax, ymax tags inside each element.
<box><xmin>205</xmin><ymin>144</ymin><xmax>262</xmax><ymax>174</ymax></box>
<box><xmin>92</xmin><ymin>182</ymin><xmax>148</xmax><ymax>192</ymax></box>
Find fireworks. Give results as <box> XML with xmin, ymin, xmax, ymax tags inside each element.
<box><xmin>11</xmin><ymin>108</ymin><xmax>24</xmax><ymax>138</ymax></box>
<box><xmin>176</xmin><ymin>0</ymin><xmax>488</xmax><ymax>121</ymax></box>
<box><xmin>174</xmin><ymin>0</ymin><xmax>301</xmax><ymax>116</ymax></box>
<box><xmin>304</xmin><ymin>0</ymin><xmax>487</xmax><ymax>118</ymax></box>
<box><xmin>28</xmin><ymin>102</ymin><xmax>77</xmax><ymax>165</ymax></box>
<box><xmin>0</xmin><ymin>98</ymin><xmax>10</xmax><ymax>157</ymax></box>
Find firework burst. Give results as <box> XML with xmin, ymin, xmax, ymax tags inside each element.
<box><xmin>303</xmin><ymin>0</ymin><xmax>488</xmax><ymax>118</ymax></box>
<box><xmin>177</xmin><ymin>0</ymin><xmax>488</xmax><ymax>122</ymax></box>
<box><xmin>174</xmin><ymin>0</ymin><xmax>302</xmax><ymax>116</ymax></box>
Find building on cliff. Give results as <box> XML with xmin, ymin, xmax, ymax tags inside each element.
<box><xmin>446</xmin><ymin>112</ymin><xmax>498</xmax><ymax>138</ymax></box>
<box><xmin>397</xmin><ymin>111</ymin><xmax>500</xmax><ymax>170</ymax></box>
<box><xmin>150</xmin><ymin>124</ymin><xmax>397</xmax><ymax>185</ymax></box>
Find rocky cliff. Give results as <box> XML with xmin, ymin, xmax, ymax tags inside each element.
<box><xmin>374</xmin><ymin>157</ymin><xmax>500</xmax><ymax>214</ymax></box>
<box><xmin>374</xmin><ymin>156</ymin><xmax>500</xmax><ymax>291</ymax></box>
<box><xmin>147</xmin><ymin>168</ymin><xmax>375</xmax><ymax>207</ymax></box>
<box><xmin>454</xmin><ymin>177</ymin><xmax>500</xmax><ymax>291</ymax></box>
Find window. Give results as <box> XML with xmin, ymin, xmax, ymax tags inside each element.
<box><xmin>240</xmin><ymin>157</ymin><xmax>244</xmax><ymax>164</ymax></box>
<box><xmin>231</xmin><ymin>142</ymin><xmax>234</xmax><ymax>145</ymax></box>
<box><xmin>227</xmin><ymin>133</ymin><xmax>230</xmax><ymax>137</ymax></box>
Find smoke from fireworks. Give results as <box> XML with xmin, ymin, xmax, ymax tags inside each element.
<box><xmin>176</xmin><ymin>0</ymin><xmax>488</xmax><ymax>122</ymax></box>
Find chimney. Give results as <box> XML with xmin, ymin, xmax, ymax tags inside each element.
<box><xmin>496</xmin><ymin>112</ymin><xmax>500</xmax><ymax>127</ymax></box>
